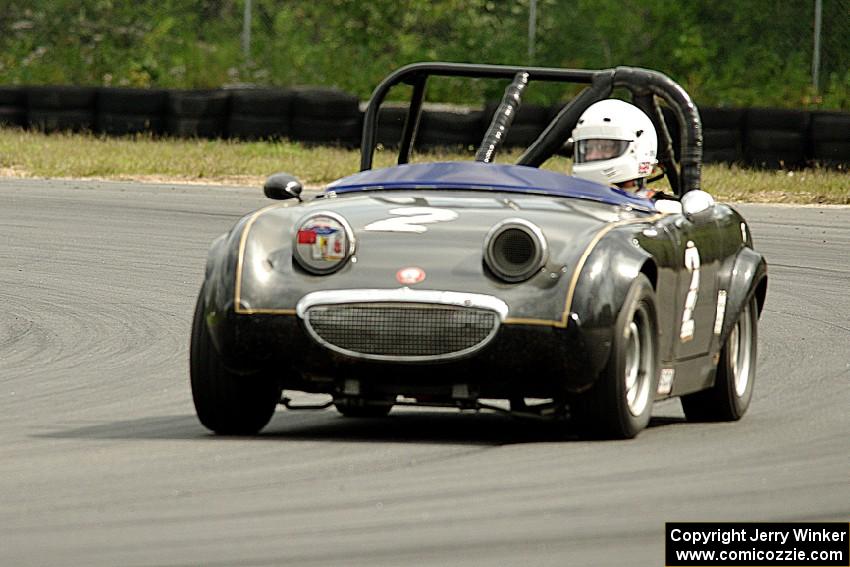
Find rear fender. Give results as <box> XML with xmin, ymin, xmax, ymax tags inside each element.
<box><xmin>718</xmin><ymin>247</ymin><xmax>767</xmax><ymax>346</ymax></box>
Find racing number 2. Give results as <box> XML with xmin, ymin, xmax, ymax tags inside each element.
<box><xmin>363</xmin><ymin>207</ymin><xmax>459</xmax><ymax>234</ymax></box>
<box><xmin>680</xmin><ymin>240</ymin><xmax>700</xmax><ymax>342</ymax></box>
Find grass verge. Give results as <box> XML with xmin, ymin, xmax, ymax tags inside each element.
<box><xmin>0</xmin><ymin>128</ymin><xmax>847</xmax><ymax>203</ymax></box>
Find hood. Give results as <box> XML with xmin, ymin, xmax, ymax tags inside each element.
<box><xmin>226</xmin><ymin>189</ymin><xmax>656</xmax><ymax>324</ymax></box>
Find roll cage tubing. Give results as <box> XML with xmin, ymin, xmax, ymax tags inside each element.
<box><xmin>359</xmin><ymin>62</ymin><xmax>702</xmax><ymax>195</ymax></box>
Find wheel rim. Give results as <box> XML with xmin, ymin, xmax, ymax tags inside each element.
<box><xmin>624</xmin><ymin>312</ymin><xmax>652</xmax><ymax>417</ymax></box>
<box><xmin>732</xmin><ymin>303</ymin><xmax>753</xmax><ymax>397</ymax></box>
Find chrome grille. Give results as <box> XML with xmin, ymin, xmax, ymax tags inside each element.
<box><xmin>304</xmin><ymin>303</ymin><xmax>499</xmax><ymax>360</ymax></box>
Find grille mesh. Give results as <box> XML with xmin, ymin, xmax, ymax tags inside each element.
<box><xmin>495</xmin><ymin>229</ymin><xmax>535</xmax><ymax>267</ymax></box>
<box><xmin>306</xmin><ymin>303</ymin><xmax>498</xmax><ymax>358</ymax></box>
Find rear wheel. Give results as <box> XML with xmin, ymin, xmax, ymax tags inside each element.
<box><xmin>574</xmin><ymin>274</ymin><xmax>659</xmax><ymax>439</ymax></box>
<box><xmin>681</xmin><ymin>295</ymin><xmax>758</xmax><ymax>421</ymax></box>
<box><xmin>190</xmin><ymin>286</ymin><xmax>280</xmax><ymax>434</ymax></box>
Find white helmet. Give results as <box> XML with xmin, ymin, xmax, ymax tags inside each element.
<box><xmin>571</xmin><ymin>99</ymin><xmax>658</xmax><ymax>186</ymax></box>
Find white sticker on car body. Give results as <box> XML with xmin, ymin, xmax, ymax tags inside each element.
<box><xmin>363</xmin><ymin>207</ymin><xmax>459</xmax><ymax>233</ymax></box>
<box><xmin>680</xmin><ymin>240</ymin><xmax>701</xmax><ymax>342</ymax></box>
<box><xmin>658</xmin><ymin>368</ymin><xmax>675</xmax><ymax>395</ymax></box>
<box><xmin>714</xmin><ymin>290</ymin><xmax>727</xmax><ymax>335</ymax></box>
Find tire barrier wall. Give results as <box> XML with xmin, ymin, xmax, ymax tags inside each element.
<box><xmin>290</xmin><ymin>87</ymin><xmax>360</xmax><ymax>146</ymax></box>
<box><xmin>98</xmin><ymin>88</ymin><xmax>167</xmax><ymax>135</ymax></box>
<box><xmin>1</xmin><ymin>85</ymin><xmax>848</xmax><ymax>168</ymax></box>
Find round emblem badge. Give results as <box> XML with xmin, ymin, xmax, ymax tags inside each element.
<box><xmin>396</xmin><ymin>266</ymin><xmax>426</xmax><ymax>285</ymax></box>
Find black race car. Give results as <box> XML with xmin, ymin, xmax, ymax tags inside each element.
<box><xmin>190</xmin><ymin>62</ymin><xmax>767</xmax><ymax>439</ymax></box>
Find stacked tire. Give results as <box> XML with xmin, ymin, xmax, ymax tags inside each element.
<box><xmin>375</xmin><ymin>104</ymin><xmax>409</xmax><ymax>148</ymax></box>
<box><xmin>809</xmin><ymin>111</ymin><xmax>850</xmax><ymax>169</ymax></box>
<box><xmin>96</xmin><ymin>88</ymin><xmax>167</xmax><ymax>136</ymax></box>
<box><xmin>290</xmin><ymin>88</ymin><xmax>361</xmax><ymax>146</ymax></box>
<box><xmin>418</xmin><ymin>107</ymin><xmax>485</xmax><ymax>149</ymax></box>
<box><xmin>228</xmin><ymin>88</ymin><xmax>292</xmax><ymax>140</ymax></box>
<box><xmin>27</xmin><ymin>86</ymin><xmax>97</xmax><ymax>132</ymax></box>
<box><xmin>701</xmin><ymin>108</ymin><xmax>745</xmax><ymax>164</ymax></box>
<box><xmin>166</xmin><ymin>90</ymin><xmax>230</xmax><ymax>138</ymax></box>
<box><xmin>0</xmin><ymin>87</ymin><xmax>26</xmax><ymax>128</ymax></box>
<box><xmin>744</xmin><ymin>108</ymin><xmax>809</xmax><ymax>169</ymax></box>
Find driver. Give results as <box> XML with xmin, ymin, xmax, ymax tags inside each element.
<box><xmin>571</xmin><ymin>99</ymin><xmax>665</xmax><ymax>199</ymax></box>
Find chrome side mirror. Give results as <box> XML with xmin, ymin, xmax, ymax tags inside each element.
<box><xmin>264</xmin><ymin>173</ymin><xmax>303</xmax><ymax>201</ymax></box>
<box><xmin>681</xmin><ymin>190</ymin><xmax>715</xmax><ymax>218</ymax></box>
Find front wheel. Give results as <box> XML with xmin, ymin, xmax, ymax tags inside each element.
<box><xmin>190</xmin><ymin>286</ymin><xmax>280</xmax><ymax>434</ymax></box>
<box><xmin>681</xmin><ymin>295</ymin><xmax>758</xmax><ymax>422</ymax></box>
<box><xmin>573</xmin><ymin>274</ymin><xmax>659</xmax><ymax>439</ymax></box>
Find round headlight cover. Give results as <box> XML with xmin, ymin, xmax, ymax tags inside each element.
<box><xmin>484</xmin><ymin>218</ymin><xmax>548</xmax><ymax>283</ymax></box>
<box><xmin>293</xmin><ymin>212</ymin><xmax>355</xmax><ymax>274</ymax></box>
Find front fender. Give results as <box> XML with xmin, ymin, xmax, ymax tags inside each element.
<box><xmin>201</xmin><ymin>209</ymin><xmax>287</xmax><ymax>368</ymax></box>
<box><xmin>570</xmin><ymin>236</ymin><xmax>655</xmax><ymax>386</ymax></box>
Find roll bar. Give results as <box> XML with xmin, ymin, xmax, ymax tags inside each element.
<box><xmin>359</xmin><ymin>62</ymin><xmax>702</xmax><ymax>195</ymax></box>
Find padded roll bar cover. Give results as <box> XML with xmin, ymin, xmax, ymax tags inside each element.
<box><xmin>476</xmin><ymin>72</ymin><xmax>529</xmax><ymax>163</ymax></box>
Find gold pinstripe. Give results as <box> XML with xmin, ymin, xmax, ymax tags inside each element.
<box><xmin>234</xmin><ymin>203</ymin><xmax>292</xmax><ymax>315</ymax></box>
<box><xmin>503</xmin><ymin>213</ymin><xmax>664</xmax><ymax>328</ymax></box>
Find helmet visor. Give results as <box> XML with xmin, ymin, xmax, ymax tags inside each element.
<box><xmin>575</xmin><ymin>139</ymin><xmax>630</xmax><ymax>163</ymax></box>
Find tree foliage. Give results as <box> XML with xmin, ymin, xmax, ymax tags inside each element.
<box><xmin>0</xmin><ymin>0</ymin><xmax>847</xmax><ymax>109</ymax></box>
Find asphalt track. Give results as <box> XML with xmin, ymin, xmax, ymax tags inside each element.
<box><xmin>1</xmin><ymin>178</ymin><xmax>847</xmax><ymax>567</ymax></box>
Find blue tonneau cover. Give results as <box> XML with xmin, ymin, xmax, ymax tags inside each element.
<box><xmin>326</xmin><ymin>162</ymin><xmax>655</xmax><ymax>211</ymax></box>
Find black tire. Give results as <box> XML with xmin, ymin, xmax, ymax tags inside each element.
<box><xmin>28</xmin><ymin>109</ymin><xmax>94</xmax><ymax>132</ymax></box>
<box><xmin>190</xmin><ymin>286</ymin><xmax>280</xmax><ymax>435</ymax></box>
<box><xmin>573</xmin><ymin>274</ymin><xmax>659</xmax><ymax>439</ymax></box>
<box><xmin>746</xmin><ymin>108</ymin><xmax>810</xmax><ymax>131</ymax></box>
<box><xmin>291</xmin><ymin>87</ymin><xmax>359</xmax><ymax>119</ymax></box>
<box><xmin>703</xmin><ymin>128</ymin><xmax>739</xmax><ymax>149</ymax></box>
<box><xmin>334</xmin><ymin>398</ymin><xmax>393</xmax><ymax>418</ymax></box>
<box><xmin>418</xmin><ymin>109</ymin><xmax>485</xmax><ymax>147</ymax></box>
<box><xmin>700</xmin><ymin>107</ymin><xmax>745</xmax><ymax>129</ymax></box>
<box><xmin>167</xmin><ymin>90</ymin><xmax>230</xmax><ymax>117</ymax></box>
<box><xmin>27</xmin><ymin>86</ymin><xmax>97</xmax><ymax>110</ymax></box>
<box><xmin>0</xmin><ymin>86</ymin><xmax>25</xmax><ymax>106</ymax></box>
<box><xmin>809</xmin><ymin>112</ymin><xmax>850</xmax><ymax>142</ymax></box>
<box><xmin>703</xmin><ymin>148</ymin><xmax>742</xmax><ymax>164</ymax></box>
<box><xmin>746</xmin><ymin>151</ymin><xmax>805</xmax><ymax>170</ymax></box>
<box><xmin>290</xmin><ymin>116</ymin><xmax>361</xmax><ymax>145</ymax></box>
<box><xmin>166</xmin><ymin>116</ymin><xmax>226</xmax><ymax>139</ymax></box>
<box><xmin>746</xmin><ymin>130</ymin><xmax>805</xmax><ymax>152</ymax></box>
<box><xmin>681</xmin><ymin>295</ymin><xmax>758</xmax><ymax>422</ymax></box>
<box><xmin>97</xmin><ymin>88</ymin><xmax>168</xmax><ymax>114</ymax></box>
<box><xmin>375</xmin><ymin>105</ymin><xmax>411</xmax><ymax>147</ymax></box>
<box><xmin>812</xmin><ymin>141</ymin><xmax>850</xmax><ymax>165</ymax></box>
<box><xmin>227</xmin><ymin>114</ymin><xmax>289</xmax><ymax>140</ymax></box>
<box><xmin>0</xmin><ymin>106</ymin><xmax>26</xmax><ymax>127</ymax></box>
<box><xmin>229</xmin><ymin>88</ymin><xmax>292</xmax><ymax>117</ymax></box>
<box><xmin>96</xmin><ymin>112</ymin><xmax>163</xmax><ymax>136</ymax></box>
<box><xmin>745</xmin><ymin>130</ymin><xmax>806</xmax><ymax>169</ymax></box>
